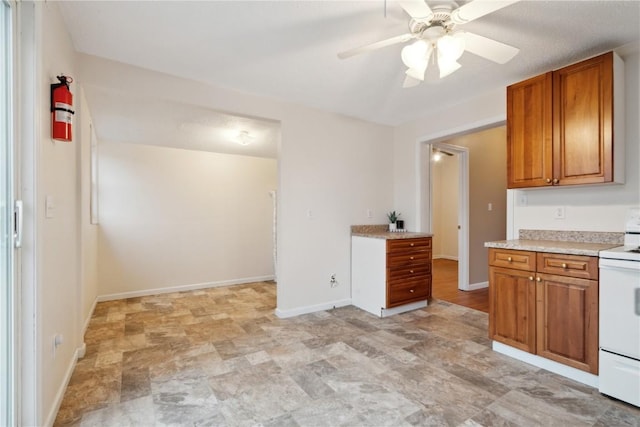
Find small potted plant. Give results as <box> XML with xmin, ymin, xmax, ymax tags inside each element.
<box><xmin>387</xmin><ymin>211</ymin><xmax>400</xmax><ymax>231</ymax></box>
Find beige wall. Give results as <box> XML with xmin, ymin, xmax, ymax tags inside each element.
<box><xmin>31</xmin><ymin>2</ymin><xmax>97</xmax><ymax>425</ymax></box>
<box><xmin>432</xmin><ymin>154</ymin><xmax>459</xmax><ymax>259</ymax></box>
<box><xmin>441</xmin><ymin>126</ymin><xmax>507</xmax><ymax>284</ymax></box>
<box><xmin>97</xmin><ymin>142</ymin><xmax>278</xmax><ymax>297</ymax></box>
<box><xmin>79</xmin><ymin>54</ymin><xmax>395</xmax><ymax>316</ymax></box>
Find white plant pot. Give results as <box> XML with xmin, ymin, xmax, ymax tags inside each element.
<box><xmin>388</xmin><ymin>223</ymin><xmax>397</xmax><ymax>232</ymax></box>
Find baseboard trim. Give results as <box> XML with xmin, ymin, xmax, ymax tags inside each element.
<box><xmin>492</xmin><ymin>341</ymin><xmax>598</xmax><ymax>388</ymax></box>
<box><xmin>45</xmin><ymin>345</ymin><xmax>84</xmax><ymax>427</ymax></box>
<box><xmin>97</xmin><ymin>275</ymin><xmax>276</xmax><ymax>302</ymax></box>
<box><xmin>275</xmin><ymin>298</ymin><xmax>352</xmax><ymax>318</ymax></box>
<box><xmin>82</xmin><ymin>297</ymin><xmax>97</xmax><ymax>337</ymax></box>
<box><xmin>467</xmin><ymin>281</ymin><xmax>488</xmax><ymax>290</ymax></box>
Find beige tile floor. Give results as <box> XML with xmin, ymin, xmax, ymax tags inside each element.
<box><xmin>54</xmin><ymin>281</ymin><xmax>640</xmax><ymax>426</ymax></box>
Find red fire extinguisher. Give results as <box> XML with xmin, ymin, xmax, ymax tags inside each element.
<box><xmin>51</xmin><ymin>75</ymin><xmax>75</xmax><ymax>142</ymax></box>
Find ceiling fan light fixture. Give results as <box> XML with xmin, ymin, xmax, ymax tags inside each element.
<box><xmin>437</xmin><ymin>32</ymin><xmax>465</xmax><ymax>61</ymax></box>
<box><xmin>401</xmin><ymin>40</ymin><xmax>432</xmax><ymax>71</ymax></box>
<box><xmin>406</xmin><ymin>66</ymin><xmax>426</xmax><ymax>81</ymax></box>
<box><xmin>235</xmin><ymin>130</ymin><xmax>254</xmax><ymax>146</ymax></box>
<box><xmin>438</xmin><ymin>57</ymin><xmax>461</xmax><ymax>78</ymax></box>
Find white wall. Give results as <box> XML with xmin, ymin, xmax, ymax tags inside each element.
<box><xmin>97</xmin><ymin>142</ymin><xmax>277</xmax><ymax>297</ymax></box>
<box><xmin>394</xmin><ymin>48</ymin><xmax>640</xmax><ymax>243</ymax></box>
<box><xmin>79</xmin><ymin>54</ymin><xmax>394</xmax><ymax>316</ymax></box>
<box><xmin>78</xmin><ymin>87</ymin><xmax>99</xmax><ymax>331</ymax></box>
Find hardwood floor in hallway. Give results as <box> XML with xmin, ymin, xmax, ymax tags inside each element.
<box><xmin>432</xmin><ymin>258</ymin><xmax>489</xmax><ymax>313</ymax></box>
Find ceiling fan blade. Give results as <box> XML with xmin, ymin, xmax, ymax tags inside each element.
<box><xmin>462</xmin><ymin>32</ymin><xmax>519</xmax><ymax>64</ymax></box>
<box><xmin>451</xmin><ymin>0</ymin><xmax>520</xmax><ymax>24</ymax></box>
<box><xmin>337</xmin><ymin>33</ymin><xmax>413</xmax><ymax>59</ymax></box>
<box><xmin>402</xmin><ymin>74</ymin><xmax>421</xmax><ymax>88</ymax></box>
<box><xmin>397</xmin><ymin>0</ymin><xmax>434</xmax><ymax>22</ymax></box>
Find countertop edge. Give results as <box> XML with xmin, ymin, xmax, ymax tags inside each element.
<box><xmin>352</xmin><ymin>232</ymin><xmax>433</xmax><ymax>240</ymax></box>
<box><xmin>484</xmin><ymin>239</ymin><xmax>620</xmax><ymax>257</ymax></box>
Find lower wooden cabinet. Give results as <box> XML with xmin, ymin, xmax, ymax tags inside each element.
<box><xmin>352</xmin><ymin>235</ymin><xmax>432</xmax><ymax>317</ymax></box>
<box><xmin>489</xmin><ymin>266</ymin><xmax>536</xmax><ymax>353</ymax></box>
<box><xmin>488</xmin><ymin>248</ymin><xmax>599</xmax><ymax>374</ymax></box>
<box><xmin>536</xmin><ymin>273</ymin><xmax>599</xmax><ymax>373</ymax></box>
<box><xmin>386</xmin><ymin>237</ymin><xmax>432</xmax><ymax>307</ymax></box>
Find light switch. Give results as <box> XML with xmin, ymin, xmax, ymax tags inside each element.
<box><xmin>45</xmin><ymin>196</ymin><xmax>55</xmax><ymax>219</ymax></box>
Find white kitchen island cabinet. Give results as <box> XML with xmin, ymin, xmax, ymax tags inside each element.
<box><xmin>351</xmin><ymin>233</ymin><xmax>432</xmax><ymax>318</ymax></box>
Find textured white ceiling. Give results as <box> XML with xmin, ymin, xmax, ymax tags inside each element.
<box><xmin>58</xmin><ymin>1</ymin><xmax>640</xmax><ymax>155</ymax></box>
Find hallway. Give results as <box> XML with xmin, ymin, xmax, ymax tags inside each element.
<box><xmin>432</xmin><ymin>259</ymin><xmax>489</xmax><ymax>313</ymax></box>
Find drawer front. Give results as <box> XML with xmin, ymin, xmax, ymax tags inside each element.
<box><xmin>536</xmin><ymin>252</ymin><xmax>598</xmax><ymax>280</ymax></box>
<box><xmin>388</xmin><ymin>264</ymin><xmax>431</xmax><ymax>282</ymax></box>
<box><xmin>387</xmin><ymin>278</ymin><xmax>430</xmax><ymax>307</ymax></box>
<box><xmin>489</xmin><ymin>248</ymin><xmax>535</xmax><ymax>271</ymax></box>
<box><xmin>387</xmin><ymin>238</ymin><xmax>432</xmax><ymax>253</ymax></box>
<box><xmin>387</xmin><ymin>251</ymin><xmax>431</xmax><ymax>268</ymax></box>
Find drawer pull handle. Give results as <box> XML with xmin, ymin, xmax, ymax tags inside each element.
<box><xmin>409</xmin><ymin>289</ymin><xmax>415</xmax><ymax>293</ymax></box>
<box><xmin>507</xmin><ymin>257</ymin><xmax>512</xmax><ymax>262</ymax></box>
<box><xmin>561</xmin><ymin>263</ymin><xmax>567</xmax><ymax>269</ymax></box>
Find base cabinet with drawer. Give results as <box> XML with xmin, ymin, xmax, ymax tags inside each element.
<box><xmin>489</xmin><ymin>248</ymin><xmax>599</xmax><ymax>374</ymax></box>
<box><xmin>352</xmin><ymin>236</ymin><xmax>432</xmax><ymax>317</ymax></box>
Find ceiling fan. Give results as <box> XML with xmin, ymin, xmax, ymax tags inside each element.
<box><xmin>338</xmin><ymin>0</ymin><xmax>521</xmax><ymax>87</ymax></box>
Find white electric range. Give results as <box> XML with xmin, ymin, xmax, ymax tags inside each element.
<box><xmin>598</xmin><ymin>208</ymin><xmax>640</xmax><ymax>407</ymax></box>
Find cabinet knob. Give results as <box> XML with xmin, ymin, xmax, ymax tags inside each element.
<box><xmin>553</xmin><ymin>178</ymin><xmax>559</xmax><ymax>185</ymax></box>
<box><xmin>410</xmin><ymin>243</ymin><xmax>414</xmax><ymax>247</ymax></box>
<box><xmin>409</xmin><ymin>289</ymin><xmax>415</xmax><ymax>293</ymax></box>
<box><xmin>561</xmin><ymin>263</ymin><xmax>567</xmax><ymax>269</ymax></box>
<box><xmin>536</xmin><ymin>277</ymin><xmax>542</xmax><ymax>282</ymax></box>
<box><xmin>529</xmin><ymin>276</ymin><xmax>534</xmax><ymax>281</ymax></box>
<box><xmin>410</xmin><ymin>256</ymin><xmax>414</xmax><ymax>260</ymax></box>
<box><xmin>546</xmin><ymin>178</ymin><xmax>552</xmax><ymax>184</ymax></box>
<box><xmin>507</xmin><ymin>257</ymin><xmax>513</xmax><ymax>262</ymax></box>
<box><xmin>409</xmin><ymin>270</ymin><xmax>414</xmax><ymax>274</ymax></box>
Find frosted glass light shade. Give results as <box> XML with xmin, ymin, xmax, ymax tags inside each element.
<box><xmin>437</xmin><ymin>49</ymin><xmax>461</xmax><ymax>78</ymax></box>
<box><xmin>437</xmin><ymin>33</ymin><xmax>465</xmax><ymax>61</ymax></box>
<box><xmin>401</xmin><ymin>40</ymin><xmax>432</xmax><ymax>74</ymax></box>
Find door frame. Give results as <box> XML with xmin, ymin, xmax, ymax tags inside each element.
<box><xmin>428</xmin><ymin>142</ymin><xmax>469</xmax><ymax>290</ymax></box>
<box><xmin>416</xmin><ymin>117</ymin><xmax>505</xmax><ymax>291</ymax></box>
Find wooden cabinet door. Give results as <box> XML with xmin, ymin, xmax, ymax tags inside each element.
<box><xmin>507</xmin><ymin>72</ymin><xmax>553</xmax><ymax>188</ymax></box>
<box><xmin>536</xmin><ymin>273</ymin><xmax>599</xmax><ymax>374</ymax></box>
<box><xmin>489</xmin><ymin>267</ymin><xmax>536</xmax><ymax>353</ymax></box>
<box><xmin>553</xmin><ymin>52</ymin><xmax>613</xmax><ymax>186</ymax></box>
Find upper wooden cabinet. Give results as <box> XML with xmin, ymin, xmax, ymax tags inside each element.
<box><xmin>507</xmin><ymin>52</ymin><xmax>624</xmax><ymax>189</ymax></box>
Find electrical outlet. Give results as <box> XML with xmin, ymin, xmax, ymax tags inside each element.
<box><xmin>554</xmin><ymin>206</ymin><xmax>566</xmax><ymax>219</ymax></box>
<box><xmin>366</xmin><ymin>209</ymin><xmax>373</xmax><ymax>218</ymax></box>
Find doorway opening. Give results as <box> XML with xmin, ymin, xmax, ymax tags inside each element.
<box><xmin>419</xmin><ymin>121</ymin><xmax>507</xmax><ymax>313</ymax></box>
